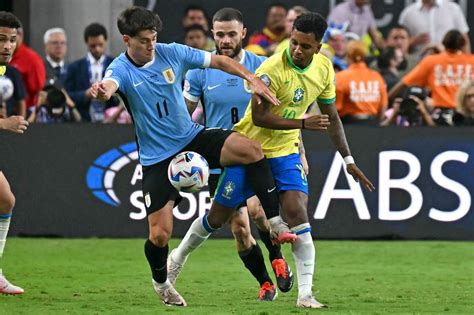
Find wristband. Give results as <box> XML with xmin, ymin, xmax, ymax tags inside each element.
<box><xmin>301</xmin><ymin>119</ymin><xmax>305</xmax><ymax>129</ymax></box>
<box><xmin>344</xmin><ymin>156</ymin><xmax>355</xmax><ymax>165</ymax></box>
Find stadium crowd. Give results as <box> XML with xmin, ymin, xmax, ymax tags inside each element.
<box><xmin>0</xmin><ymin>0</ymin><xmax>473</xmax><ymax>126</ymax></box>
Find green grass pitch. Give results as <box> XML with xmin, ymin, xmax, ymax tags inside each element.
<box><xmin>1</xmin><ymin>238</ymin><xmax>473</xmax><ymax>314</ymax></box>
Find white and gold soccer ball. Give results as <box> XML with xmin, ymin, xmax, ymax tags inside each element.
<box><xmin>168</xmin><ymin>151</ymin><xmax>209</xmax><ymax>193</ymax></box>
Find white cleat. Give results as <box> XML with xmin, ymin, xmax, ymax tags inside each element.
<box><xmin>0</xmin><ymin>274</ymin><xmax>24</xmax><ymax>295</ymax></box>
<box><xmin>152</xmin><ymin>279</ymin><xmax>187</xmax><ymax>307</ymax></box>
<box><xmin>167</xmin><ymin>249</ymin><xmax>185</xmax><ymax>286</ymax></box>
<box><xmin>296</xmin><ymin>295</ymin><xmax>327</xmax><ymax>309</ymax></box>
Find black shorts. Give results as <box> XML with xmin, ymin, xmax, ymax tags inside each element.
<box><xmin>142</xmin><ymin>128</ymin><xmax>233</xmax><ymax>215</ymax></box>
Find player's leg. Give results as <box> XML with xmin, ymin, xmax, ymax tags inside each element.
<box><xmin>220</xmin><ymin>132</ymin><xmax>296</xmax><ymax>243</ymax></box>
<box><xmin>168</xmin><ymin>168</ymin><xmax>249</xmax><ymax>286</ymax></box>
<box><xmin>0</xmin><ymin>171</ymin><xmax>23</xmax><ymax>295</ymax></box>
<box><xmin>246</xmin><ymin>196</ymin><xmax>294</xmax><ymax>293</ymax></box>
<box><xmin>269</xmin><ymin>154</ymin><xmax>326</xmax><ymax>308</ymax></box>
<box><xmin>229</xmin><ymin>207</ymin><xmax>277</xmax><ymax>301</ymax></box>
<box><xmin>142</xmin><ymin>162</ymin><xmax>186</xmax><ymax>306</ymax></box>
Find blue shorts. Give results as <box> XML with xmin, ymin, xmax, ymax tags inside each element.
<box><xmin>214</xmin><ymin>154</ymin><xmax>308</xmax><ymax>208</ymax></box>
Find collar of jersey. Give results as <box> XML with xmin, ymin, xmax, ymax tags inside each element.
<box><xmin>285</xmin><ymin>48</ymin><xmax>313</xmax><ymax>74</ymax></box>
<box><xmin>125</xmin><ymin>51</ymin><xmax>155</xmax><ymax>68</ymax></box>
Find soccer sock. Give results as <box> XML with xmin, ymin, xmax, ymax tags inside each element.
<box><xmin>291</xmin><ymin>223</ymin><xmax>315</xmax><ymax>297</ymax></box>
<box><xmin>245</xmin><ymin>158</ymin><xmax>280</xmax><ymax>219</ymax></box>
<box><xmin>0</xmin><ymin>214</ymin><xmax>12</xmax><ymax>274</ymax></box>
<box><xmin>172</xmin><ymin>213</ymin><xmax>215</xmax><ymax>265</ymax></box>
<box><xmin>238</xmin><ymin>243</ymin><xmax>272</xmax><ymax>286</ymax></box>
<box><xmin>144</xmin><ymin>239</ymin><xmax>168</xmax><ymax>284</ymax></box>
<box><xmin>257</xmin><ymin>227</ymin><xmax>282</xmax><ymax>261</ymax></box>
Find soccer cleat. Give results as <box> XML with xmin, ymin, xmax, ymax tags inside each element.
<box><xmin>167</xmin><ymin>249</ymin><xmax>185</xmax><ymax>286</ymax></box>
<box><xmin>152</xmin><ymin>279</ymin><xmax>187</xmax><ymax>307</ymax></box>
<box><xmin>296</xmin><ymin>295</ymin><xmax>327</xmax><ymax>308</ymax></box>
<box><xmin>268</xmin><ymin>217</ymin><xmax>297</xmax><ymax>244</ymax></box>
<box><xmin>271</xmin><ymin>258</ymin><xmax>294</xmax><ymax>293</ymax></box>
<box><xmin>0</xmin><ymin>274</ymin><xmax>24</xmax><ymax>295</ymax></box>
<box><xmin>257</xmin><ymin>281</ymin><xmax>278</xmax><ymax>301</ymax></box>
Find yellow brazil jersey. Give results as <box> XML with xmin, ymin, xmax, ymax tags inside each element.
<box><xmin>234</xmin><ymin>48</ymin><xmax>336</xmax><ymax>158</ymax></box>
<box><xmin>0</xmin><ymin>65</ymin><xmax>6</xmax><ymax>76</ymax></box>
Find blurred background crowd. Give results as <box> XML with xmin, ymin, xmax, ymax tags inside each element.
<box><xmin>0</xmin><ymin>0</ymin><xmax>473</xmax><ymax>127</ymax></box>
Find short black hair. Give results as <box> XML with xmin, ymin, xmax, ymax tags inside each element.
<box><xmin>84</xmin><ymin>23</ymin><xmax>108</xmax><ymax>42</ymax></box>
<box><xmin>293</xmin><ymin>12</ymin><xmax>328</xmax><ymax>42</ymax></box>
<box><xmin>390</xmin><ymin>24</ymin><xmax>410</xmax><ymax>36</ymax></box>
<box><xmin>212</xmin><ymin>8</ymin><xmax>243</xmax><ymax>24</ymax></box>
<box><xmin>442</xmin><ymin>29</ymin><xmax>466</xmax><ymax>51</ymax></box>
<box><xmin>377</xmin><ymin>47</ymin><xmax>397</xmax><ymax>69</ymax></box>
<box><xmin>0</xmin><ymin>11</ymin><xmax>21</xmax><ymax>29</ymax></box>
<box><xmin>184</xmin><ymin>4</ymin><xmax>207</xmax><ymax>17</ymax></box>
<box><xmin>117</xmin><ymin>6</ymin><xmax>162</xmax><ymax>37</ymax></box>
<box><xmin>184</xmin><ymin>24</ymin><xmax>207</xmax><ymax>36</ymax></box>
<box><xmin>46</xmin><ymin>86</ymin><xmax>66</xmax><ymax>108</ymax></box>
<box><xmin>268</xmin><ymin>2</ymin><xmax>288</xmax><ymax>12</ymax></box>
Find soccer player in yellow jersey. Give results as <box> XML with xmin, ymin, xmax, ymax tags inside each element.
<box><xmin>0</xmin><ymin>11</ymin><xmax>28</xmax><ymax>295</ymax></box>
<box><xmin>235</xmin><ymin>12</ymin><xmax>374</xmax><ymax>308</ymax></box>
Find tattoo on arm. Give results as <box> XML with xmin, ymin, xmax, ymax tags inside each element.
<box><xmin>298</xmin><ymin>131</ymin><xmax>305</xmax><ymax>155</ymax></box>
<box><xmin>319</xmin><ymin>103</ymin><xmax>351</xmax><ymax>157</ymax></box>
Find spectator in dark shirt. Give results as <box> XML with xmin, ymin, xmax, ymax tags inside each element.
<box><xmin>377</xmin><ymin>47</ymin><xmax>404</xmax><ymax>91</ymax></box>
<box><xmin>43</xmin><ymin>27</ymin><xmax>68</xmax><ymax>88</ymax></box>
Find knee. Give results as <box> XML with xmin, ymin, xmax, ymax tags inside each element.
<box><xmin>149</xmin><ymin>228</ymin><xmax>171</xmax><ymax>247</ymax></box>
<box><xmin>0</xmin><ymin>191</ymin><xmax>15</xmax><ymax>214</ymax></box>
<box><xmin>241</xmin><ymin>140</ymin><xmax>263</xmax><ymax>163</ymax></box>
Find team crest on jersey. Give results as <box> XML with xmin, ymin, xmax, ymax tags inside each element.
<box><xmin>162</xmin><ymin>67</ymin><xmax>176</xmax><ymax>84</ymax></box>
<box><xmin>293</xmin><ymin>88</ymin><xmax>305</xmax><ymax>103</ymax></box>
<box><xmin>221</xmin><ymin>181</ymin><xmax>236</xmax><ymax>200</ymax></box>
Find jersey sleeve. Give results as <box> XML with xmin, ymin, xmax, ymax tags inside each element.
<box><xmin>402</xmin><ymin>57</ymin><xmax>430</xmax><ymax>87</ymax></box>
<box><xmin>254</xmin><ymin>60</ymin><xmax>281</xmax><ymax>95</ymax></box>
<box><xmin>318</xmin><ymin>62</ymin><xmax>336</xmax><ymax>104</ymax></box>
<box><xmin>103</xmin><ymin>59</ymin><xmax>126</xmax><ymax>90</ymax></box>
<box><xmin>183</xmin><ymin>69</ymin><xmax>203</xmax><ymax>103</ymax></box>
<box><xmin>171</xmin><ymin>43</ymin><xmax>211</xmax><ymax>72</ymax></box>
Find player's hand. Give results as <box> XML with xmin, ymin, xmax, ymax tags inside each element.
<box><xmin>1</xmin><ymin>115</ymin><xmax>29</xmax><ymax>134</ymax></box>
<box><xmin>303</xmin><ymin>114</ymin><xmax>330</xmax><ymax>130</ymax></box>
<box><xmin>347</xmin><ymin>164</ymin><xmax>375</xmax><ymax>192</ymax></box>
<box><xmin>249</xmin><ymin>76</ymin><xmax>280</xmax><ymax>106</ymax></box>
<box><xmin>90</xmin><ymin>82</ymin><xmax>109</xmax><ymax>101</ymax></box>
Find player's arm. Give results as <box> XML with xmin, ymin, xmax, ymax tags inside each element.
<box><xmin>184</xmin><ymin>98</ymin><xmax>198</xmax><ymax>116</ymax></box>
<box><xmin>209</xmin><ymin>55</ymin><xmax>279</xmax><ymax>106</ymax></box>
<box><xmin>90</xmin><ymin>80</ymin><xmax>118</xmax><ymax>102</ymax></box>
<box><xmin>319</xmin><ymin>102</ymin><xmax>375</xmax><ymax>192</ymax></box>
<box><xmin>299</xmin><ymin>131</ymin><xmax>309</xmax><ymax>175</ymax></box>
<box><xmin>251</xmin><ymin>95</ymin><xmax>329</xmax><ymax>130</ymax></box>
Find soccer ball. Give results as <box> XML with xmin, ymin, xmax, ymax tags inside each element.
<box><xmin>168</xmin><ymin>151</ymin><xmax>209</xmax><ymax>193</ymax></box>
<box><xmin>0</xmin><ymin>76</ymin><xmax>14</xmax><ymax>101</ymax></box>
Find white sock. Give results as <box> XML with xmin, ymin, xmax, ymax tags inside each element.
<box><xmin>172</xmin><ymin>214</ymin><xmax>213</xmax><ymax>265</ymax></box>
<box><xmin>0</xmin><ymin>215</ymin><xmax>12</xmax><ymax>275</ymax></box>
<box><xmin>291</xmin><ymin>223</ymin><xmax>315</xmax><ymax>297</ymax></box>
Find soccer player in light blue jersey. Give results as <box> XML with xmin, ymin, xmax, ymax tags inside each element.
<box><xmin>169</xmin><ymin>8</ymin><xmax>295</xmax><ymax>301</ymax></box>
<box><xmin>91</xmin><ymin>6</ymin><xmax>296</xmax><ymax>307</ymax></box>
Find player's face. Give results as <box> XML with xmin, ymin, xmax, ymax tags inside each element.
<box><xmin>184</xmin><ymin>30</ymin><xmax>207</xmax><ymax>50</ymax></box>
<box><xmin>87</xmin><ymin>35</ymin><xmax>107</xmax><ymax>60</ymax></box>
<box><xmin>124</xmin><ymin>30</ymin><xmax>157</xmax><ymax>65</ymax></box>
<box><xmin>212</xmin><ymin>20</ymin><xmax>246</xmax><ymax>59</ymax></box>
<box><xmin>45</xmin><ymin>32</ymin><xmax>67</xmax><ymax>62</ymax></box>
<box><xmin>289</xmin><ymin>30</ymin><xmax>321</xmax><ymax>68</ymax></box>
<box><xmin>0</xmin><ymin>27</ymin><xmax>17</xmax><ymax>65</ymax></box>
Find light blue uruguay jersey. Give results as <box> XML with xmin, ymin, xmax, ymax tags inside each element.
<box><xmin>103</xmin><ymin>43</ymin><xmax>211</xmax><ymax>166</ymax></box>
<box><xmin>183</xmin><ymin>50</ymin><xmax>265</xmax><ymax>129</ymax></box>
